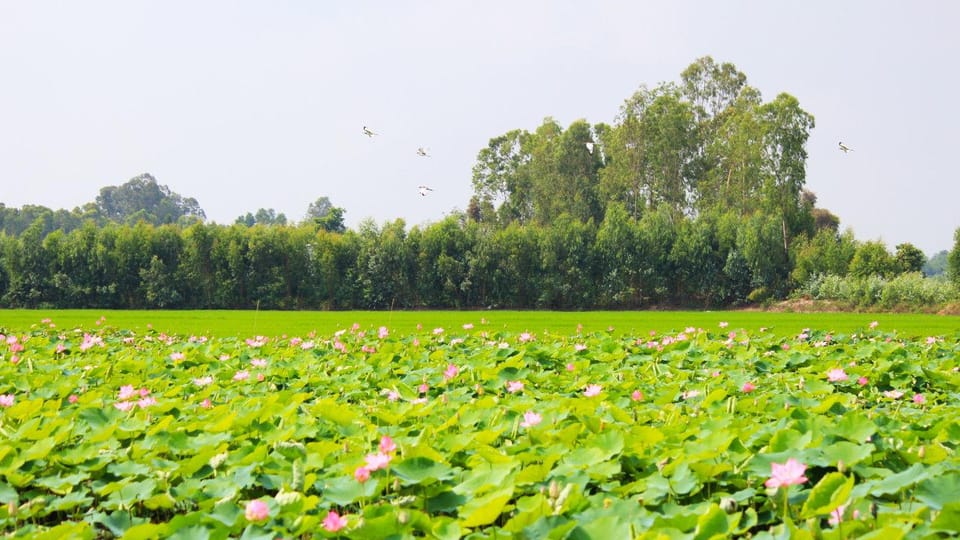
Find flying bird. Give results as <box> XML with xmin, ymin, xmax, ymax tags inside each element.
<box><xmin>416</xmin><ymin>147</ymin><xmax>431</xmax><ymax>157</ymax></box>
<box><xmin>838</xmin><ymin>141</ymin><xmax>853</xmax><ymax>153</ymax></box>
<box><xmin>363</xmin><ymin>126</ymin><xmax>378</xmax><ymax>137</ymax></box>
<box><xmin>417</xmin><ymin>185</ymin><xmax>434</xmax><ymax>197</ymax></box>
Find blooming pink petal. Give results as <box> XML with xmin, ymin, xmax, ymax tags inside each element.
<box><xmin>826</xmin><ymin>368</ymin><xmax>848</xmax><ymax>382</ymax></box>
<box><xmin>520</xmin><ymin>411</ymin><xmax>542</xmax><ymax>428</ymax></box>
<box><xmin>245</xmin><ymin>499</ymin><xmax>270</xmax><ymax>521</ymax></box>
<box><xmin>354</xmin><ymin>466</ymin><xmax>371</xmax><ymax>483</ymax></box>
<box><xmin>765</xmin><ymin>458</ymin><xmax>808</xmax><ymax>488</ymax></box>
<box><xmin>741</xmin><ymin>382</ymin><xmax>756</xmax><ymax>393</ymax></box>
<box><xmin>379</xmin><ymin>435</ymin><xmax>397</xmax><ymax>454</ymax></box>
<box><xmin>364</xmin><ymin>451</ymin><xmax>392</xmax><ymax>471</ymax></box>
<box><xmin>584</xmin><ymin>384</ymin><xmax>602</xmax><ymax>397</ymax></box>
<box><xmin>323</xmin><ymin>510</ymin><xmax>348</xmax><ymax>532</ymax></box>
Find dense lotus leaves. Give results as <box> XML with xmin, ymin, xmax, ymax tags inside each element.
<box><xmin>0</xmin><ymin>320</ymin><xmax>958</xmax><ymax>537</ymax></box>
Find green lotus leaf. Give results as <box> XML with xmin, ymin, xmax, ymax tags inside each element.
<box><xmin>30</xmin><ymin>521</ymin><xmax>96</xmax><ymax>540</ymax></box>
<box><xmin>819</xmin><ymin>441</ymin><xmax>874</xmax><ymax>468</ymax></box>
<box><xmin>320</xmin><ymin>474</ymin><xmax>380</xmax><ymax>506</ymax></box>
<box><xmin>868</xmin><ymin>463</ymin><xmax>929</xmax><ymax>496</ymax></box>
<box><xmin>392</xmin><ymin>456</ymin><xmax>455</xmax><ymax>486</ymax></box>
<box><xmin>916</xmin><ymin>472</ymin><xmax>960</xmax><ymax>510</ymax></box>
<box><xmin>459</xmin><ymin>485</ymin><xmax>514</xmax><ymax>528</ymax></box>
<box><xmin>800</xmin><ymin>472</ymin><xmax>853</xmax><ymax>518</ymax></box>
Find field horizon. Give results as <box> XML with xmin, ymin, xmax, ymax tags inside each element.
<box><xmin>2</xmin><ymin>308</ymin><xmax>957</xmax><ymax>339</ymax></box>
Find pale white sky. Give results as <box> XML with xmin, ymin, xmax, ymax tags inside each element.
<box><xmin>1</xmin><ymin>1</ymin><xmax>957</xmax><ymax>254</ymax></box>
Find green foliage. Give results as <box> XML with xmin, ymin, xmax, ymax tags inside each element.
<box><xmin>894</xmin><ymin>243</ymin><xmax>925</xmax><ymax>274</ymax></box>
<box><xmin>95</xmin><ymin>173</ymin><xmax>205</xmax><ymax>225</ymax></box>
<box><xmin>0</xmin><ymin>320</ymin><xmax>958</xmax><ymax>537</ymax></box>
<box><xmin>950</xmin><ymin>228</ymin><xmax>960</xmax><ymax>286</ymax></box>
<box><xmin>848</xmin><ymin>240</ymin><xmax>896</xmax><ymax>278</ymax></box>
<box><xmin>797</xmin><ymin>272</ymin><xmax>959</xmax><ymax>309</ymax></box>
<box><xmin>923</xmin><ymin>250</ymin><xmax>949</xmax><ymax>277</ymax></box>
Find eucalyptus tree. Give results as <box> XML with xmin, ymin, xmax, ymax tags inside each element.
<box><xmin>950</xmin><ymin>228</ymin><xmax>960</xmax><ymax>286</ymax></box>
<box><xmin>471</xmin><ymin>128</ymin><xmax>534</xmax><ymax>225</ymax></box>
<box><xmin>95</xmin><ymin>173</ymin><xmax>205</xmax><ymax>225</ymax></box>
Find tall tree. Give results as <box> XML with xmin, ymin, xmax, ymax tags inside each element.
<box><xmin>305</xmin><ymin>196</ymin><xmax>347</xmax><ymax>234</ymax></box>
<box><xmin>95</xmin><ymin>173</ymin><xmax>205</xmax><ymax>225</ymax></box>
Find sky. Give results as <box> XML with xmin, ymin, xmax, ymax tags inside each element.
<box><xmin>1</xmin><ymin>1</ymin><xmax>958</xmax><ymax>254</ymax></box>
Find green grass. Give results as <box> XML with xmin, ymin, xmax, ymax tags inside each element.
<box><xmin>1</xmin><ymin>309</ymin><xmax>957</xmax><ymax>339</ymax></box>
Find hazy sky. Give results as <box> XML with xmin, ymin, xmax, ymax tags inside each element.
<box><xmin>2</xmin><ymin>2</ymin><xmax>957</xmax><ymax>254</ymax></box>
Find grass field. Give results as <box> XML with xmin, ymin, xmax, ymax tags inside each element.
<box><xmin>1</xmin><ymin>309</ymin><xmax>958</xmax><ymax>338</ymax></box>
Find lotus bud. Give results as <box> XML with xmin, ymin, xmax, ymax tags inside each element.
<box><xmin>719</xmin><ymin>497</ymin><xmax>738</xmax><ymax>513</ymax></box>
<box><xmin>548</xmin><ymin>480</ymin><xmax>560</xmax><ymax>500</ymax></box>
<box><xmin>398</xmin><ymin>511</ymin><xmax>409</xmax><ymax>524</ymax></box>
<box><xmin>918</xmin><ymin>445</ymin><xmax>925</xmax><ymax>459</ymax></box>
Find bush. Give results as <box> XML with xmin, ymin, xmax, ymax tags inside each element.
<box><xmin>796</xmin><ymin>272</ymin><xmax>959</xmax><ymax>310</ymax></box>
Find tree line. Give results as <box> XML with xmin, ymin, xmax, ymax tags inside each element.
<box><xmin>0</xmin><ymin>207</ymin><xmax>945</xmax><ymax>310</ymax></box>
<box><xmin>2</xmin><ymin>57</ymin><xmax>957</xmax><ymax>310</ymax></box>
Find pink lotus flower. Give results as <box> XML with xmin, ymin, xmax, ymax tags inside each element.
<box><xmin>566</xmin><ymin>363</ymin><xmax>575</xmax><ymax>371</ymax></box>
<box><xmin>857</xmin><ymin>376</ymin><xmax>868</xmax><ymax>386</ymax></box>
<box><xmin>926</xmin><ymin>336</ymin><xmax>937</xmax><ymax>345</ymax></box>
<box><xmin>506</xmin><ymin>381</ymin><xmax>524</xmax><ymax>393</ymax></box>
<box><xmin>250</xmin><ymin>358</ymin><xmax>267</xmax><ymax>367</ymax></box>
<box><xmin>377</xmin><ymin>326</ymin><xmax>389</xmax><ymax>339</ymax></box>
<box><xmin>170</xmin><ymin>352</ymin><xmax>185</xmax><ymax>361</ymax></box>
<box><xmin>719</xmin><ymin>321</ymin><xmax>729</xmax><ymax>328</ymax></box>
<box><xmin>520</xmin><ymin>411</ymin><xmax>542</xmax><ymax>428</ymax></box>
<box><xmin>765</xmin><ymin>458</ymin><xmax>808</xmax><ymax>488</ymax></box>
<box><xmin>383</xmin><ymin>389</ymin><xmax>400</xmax><ymax>401</ymax></box>
<box><xmin>827</xmin><ymin>368</ymin><xmax>848</xmax><ymax>382</ymax></box>
<box><xmin>194</xmin><ymin>376</ymin><xmax>214</xmax><ymax>387</ymax></box>
<box><xmin>323</xmin><ymin>510</ymin><xmax>348</xmax><ymax>532</ymax></box>
<box><xmin>68</xmin><ymin>394</ymin><xmax>79</xmax><ymax>404</ymax></box>
<box><xmin>219</xmin><ymin>354</ymin><xmax>231</xmax><ymax>361</ymax></box>
<box><xmin>741</xmin><ymin>382</ymin><xmax>756</xmax><ymax>393</ymax></box>
<box><xmin>379</xmin><ymin>435</ymin><xmax>397</xmax><ymax>454</ymax></box>
<box><xmin>201</xmin><ymin>398</ymin><xmax>212</xmax><ymax>409</ymax></box>
<box><xmin>828</xmin><ymin>503</ymin><xmax>860</xmax><ymax>526</ymax></box>
<box><xmin>631</xmin><ymin>390</ymin><xmax>644</xmax><ymax>401</ymax></box>
<box><xmin>443</xmin><ymin>364</ymin><xmax>459</xmax><ymax>380</ymax></box>
<box><xmin>118</xmin><ymin>385</ymin><xmax>137</xmax><ymax>401</ymax></box>
<box><xmin>584</xmin><ymin>384</ymin><xmax>602</xmax><ymax>397</ymax></box>
<box><xmin>681</xmin><ymin>390</ymin><xmax>701</xmax><ymax>400</ymax></box>
<box><xmin>114</xmin><ymin>401</ymin><xmax>135</xmax><ymax>412</ymax></box>
<box><xmin>0</xmin><ymin>394</ymin><xmax>14</xmax><ymax>407</ymax></box>
<box><xmin>433</xmin><ymin>327</ymin><xmax>445</xmax><ymax>335</ymax></box>
<box><xmin>245</xmin><ymin>499</ymin><xmax>269</xmax><ymax>521</ymax></box>
<box><xmin>233</xmin><ymin>370</ymin><xmax>250</xmax><ymax>381</ymax></box>
<box><xmin>364</xmin><ymin>451</ymin><xmax>392</xmax><ymax>471</ymax></box>
<box><xmin>518</xmin><ymin>332</ymin><xmax>534</xmax><ymax>343</ymax></box>
<box><xmin>354</xmin><ymin>466</ymin><xmax>370</xmax><ymax>483</ymax></box>
<box><xmin>869</xmin><ymin>321</ymin><xmax>879</xmax><ymax>329</ymax></box>
<box><xmin>913</xmin><ymin>393</ymin><xmax>926</xmax><ymax>405</ymax></box>
<box><xmin>463</xmin><ymin>323</ymin><xmax>474</xmax><ymax>330</ymax></box>
<box><xmin>137</xmin><ymin>396</ymin><xmax>157</xmax><ymax>409</ymax></box>
<box><xmin>883</xmin><ymin>390</ymin><xmax>904</xmax><ymax>399</ymax></box>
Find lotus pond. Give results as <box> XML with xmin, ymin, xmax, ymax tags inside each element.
<box><xmin>0</xmin><ymin>318</ymin><xmax>958</xmax><ymax>538</ymax></box>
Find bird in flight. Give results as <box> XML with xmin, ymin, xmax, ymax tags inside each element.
<box><xmin>838</xmin><ymin>141</ymin><xmax>853</xmax><ymax>153</ymax></box>
<box><xmin>416</xmin><ymin>147</ymin><xmax>431</xmax><ymax>157</ymax></box>
<box><xmin>418</xmin><ymin>185</ymin><xmax>434</xmax><ymax>197</ymax></box>
<box><xmin>363</xmin><ymin>126</ymin><xmax>378</xmax><ymax>137</ymax></box>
